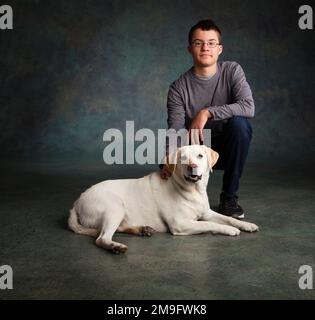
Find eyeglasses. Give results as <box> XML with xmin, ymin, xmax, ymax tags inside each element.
<box><xmin>191</xmin><ymin>40</ymin><xmax>221</xmax><ymax>48</ymax></box>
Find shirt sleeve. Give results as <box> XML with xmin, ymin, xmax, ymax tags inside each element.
<box><xmin>208</xmin><ymin>64</ymin><xmax>255</xmax><ymax>120</ymax></box>
<box><xmin>167</xmin><ymin>83</ymin><xmax>186</xmax><ymax>130</ymax></box>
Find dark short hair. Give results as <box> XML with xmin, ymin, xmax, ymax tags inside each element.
<box><xmin>188</xmin><ymin>19</ymin><xmax>222</xmax><ymax>45</ymax></box>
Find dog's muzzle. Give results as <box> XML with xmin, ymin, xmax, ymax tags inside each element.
<box><xmin>184</xmin><ymin>174</ymin><xmax>202</xmax><ymax>183</ymax></box>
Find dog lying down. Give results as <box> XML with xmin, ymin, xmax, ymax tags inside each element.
<box><xmin>68</xmin><ymin>145</ymin><xmax>258</xmax><ymax>254</ymax></box>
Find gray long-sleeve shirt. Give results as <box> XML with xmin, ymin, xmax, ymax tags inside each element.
<box><xmin>167</xmin><ymin>61</ymin><xmax>255</xmax><ymax>132</ymax></box>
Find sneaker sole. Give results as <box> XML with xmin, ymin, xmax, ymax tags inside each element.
<box><xmin>218</xmin><ymin>209</ymin><xmax>245</xmax><ymax>220</ymax></box>
<box><xmin>231</xmin><ymin>213</ymin><xmax>245</xmax><ymax>219</ymax></box>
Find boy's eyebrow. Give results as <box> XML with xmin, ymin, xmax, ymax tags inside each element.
<box><xmin>192</xmin><ymin>38</ymin><xmax>218</xmax><ymax>41</ymax></box>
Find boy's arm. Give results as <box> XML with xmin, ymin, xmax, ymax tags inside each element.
<box><xmin>208</xmin><ymin>63</ymin><xmax>255</xmax><ymax>120</ymax></box>
<box><xmin>167</xmin><ymin>83</ymin><xmax>186</xmax><ymax>130</ymax></box>
<box><xmin>159</xmin><ymin>84</ymin><xmax>186</xmax><ymax>175</ymax></box>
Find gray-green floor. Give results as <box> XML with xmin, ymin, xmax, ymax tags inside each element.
<box><xmin>1</xmin><ymin>160</ymin><xmax>315</xmax><ymax>300</ymax></box>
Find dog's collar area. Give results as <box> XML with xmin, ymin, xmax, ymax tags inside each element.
<box><xmin>184</xmin><ymin>174</ymin><xmax>202</xmax><ymax>183</ymax></box>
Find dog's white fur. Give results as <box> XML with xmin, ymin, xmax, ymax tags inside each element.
<box><xmin>68</xmin><ymin>145</ymin><xmax>258</xmax><ymax>253</ymax></box>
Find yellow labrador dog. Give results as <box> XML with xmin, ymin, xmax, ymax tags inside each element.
<box><xmin>68</xmin><ymin>145</ymin><xmax>258</xmax><ymax>253</ymax></box>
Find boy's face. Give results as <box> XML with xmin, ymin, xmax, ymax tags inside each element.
<box><xmin>188</xmin><ymin>29</ymin><xmax>223</xmax><ymax>68</ymax></box>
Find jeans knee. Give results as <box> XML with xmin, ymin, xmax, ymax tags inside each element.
<box><xmin>226</xmin><ymin>116</ymin><xmax>252</xmax><ymax>140</ymax></box>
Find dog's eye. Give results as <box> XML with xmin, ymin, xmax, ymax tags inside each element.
<box><xmin>197</xmin><ymin>154</ymin><xmax>203</xmax><ymax>158</ymax></box>
<box><xmin>181</xmin><ymin>155</ymin><xmax>187</xmax><ymax>162</ymax></box>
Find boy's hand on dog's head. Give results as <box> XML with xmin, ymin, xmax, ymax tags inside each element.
<box><xmin>160</xmin><ymin>165</ymin><xmax>171</xmax><ymax>180</ymax></box>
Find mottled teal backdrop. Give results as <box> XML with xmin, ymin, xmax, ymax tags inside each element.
<box><xmin>1</xmin><ymin>0</ymin><xmax>314</xmax><ymax>163</ymax></box>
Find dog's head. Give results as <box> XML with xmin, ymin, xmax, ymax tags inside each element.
<box><xmin>165</xmin><ymin>145</ymin><xmax>219</xmax><ymax>185</ymax></box>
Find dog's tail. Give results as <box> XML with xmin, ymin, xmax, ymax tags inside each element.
<box><xmin>68</xmin><ymin>206</ymin><xmax>99</xmax><ymax>238</ymax></box>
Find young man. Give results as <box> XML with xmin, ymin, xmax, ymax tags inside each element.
<box><xmin>161</xmin><ymin>19</ymin><xmax>255</xmax><ymax>219</ymax></box>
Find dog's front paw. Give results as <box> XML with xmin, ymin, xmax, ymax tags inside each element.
<box><xmin>139</xmin><ymin>226</ymin><xmax>156</xmax><ymax>237</ymax></box>
<box><xmin>222</xmin><ymin>226</ymin><xmax>241</xmax><ymax>236</ymax></box>
<box><xmin>240</xmin><ymin>222</ymin><xmax>259</xmax><ymax>233</ymax></box>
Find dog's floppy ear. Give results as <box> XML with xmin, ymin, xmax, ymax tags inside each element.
<box><xmin>163</xmin><ymin>149</ymin><xmax>178</xmax><ymax>174</ymax></box>
<box><xmin>203</xmin><ymin>146</ymin><xmax>219</xmax><ymax>173</ymax></box>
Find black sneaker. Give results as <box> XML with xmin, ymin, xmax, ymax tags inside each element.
<box><xmin>218</xmin><ymin>193</ymin><xmax>245</xmax><ymax>219</ymax></box>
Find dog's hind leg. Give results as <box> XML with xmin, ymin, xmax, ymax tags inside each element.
<box><xmin>117</xmin><ymin>225</ymin><xmax>156</xmax><ymax>237</ymax></box>
<box><xmin>68</xmin><ymin>207</ymin><xmax>99</xmax><ymax>237</ymax></box>
<box><xmin>95</xmin><ymin>209</ymin><xmax>128</xmax><ymax>254</ymax></box>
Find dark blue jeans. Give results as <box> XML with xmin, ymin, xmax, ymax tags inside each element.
<box><xmin>211</xmin><ymin>116</ymin><xmax>252</xmax><ymax>198</ymax></box>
